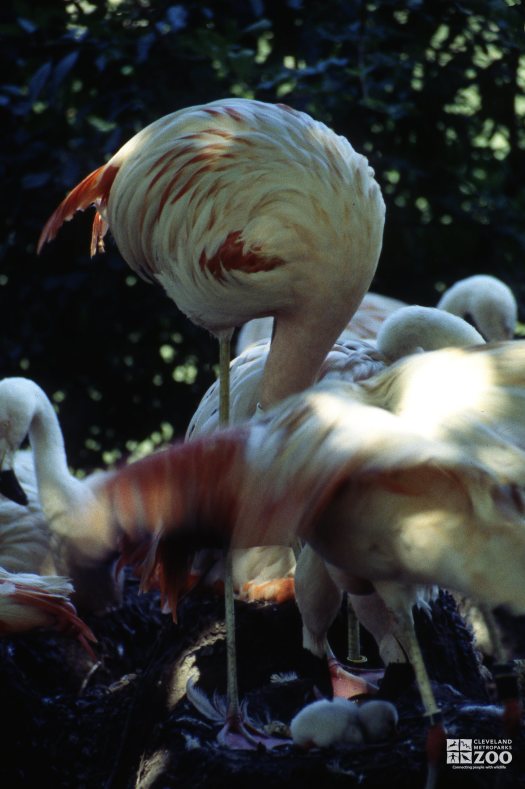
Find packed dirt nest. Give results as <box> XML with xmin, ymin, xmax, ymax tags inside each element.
<box><xmin>2</xmin><ymin>571</ymin><xmax>525</xmax><ymax>789</ymax></box>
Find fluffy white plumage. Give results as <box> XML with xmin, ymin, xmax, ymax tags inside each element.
<box><xmin>0</xmin><ymin>447</ymin><xmax>97</xmax><ymax>651</ymax></box>
<box><xmin>290</xmin><ymin>698</ymin><xmax>398</xmax><ymax>748</ymax></box>
<box><xmin>0</xmin><ymin>450</ymin><xmax>53</xmax><ymax>575</ymax></box>
<box><xmin>189</xmin><ymin>305</ymin><xmax>483</xmax><ymax>440</ymax></box>
<box><xmin>290</xmin><ymin>698</ymin><xmax>364</xmax><ymax>748</ymax></box>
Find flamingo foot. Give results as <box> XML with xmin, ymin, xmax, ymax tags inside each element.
<box><xmin>328</xmin><ymin>656</ymin><xmax>383</xmax><ymax>698</ymax></box>
<box><xmin>239</xmin><ymin>577</ymin><xmax>295</xmax><ymax>604</ymax></box>
<box><xmin>217</xmin><ymin>712</ymin><xmax>290</xmax><ymax>750</ymax></box>
<box><xmin>186</xmin><ymin>678</ymin><xmax>290</xmax><ymax>750</ymax></box>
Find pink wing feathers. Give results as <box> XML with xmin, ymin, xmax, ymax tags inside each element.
<box><xmin>101</xmin><ymin>430</ymin><xmax>250</xmax><ymax>618</ymax></box>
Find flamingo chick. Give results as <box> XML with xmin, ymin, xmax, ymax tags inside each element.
<box><xmin>290</xmin><ymin>697</ymin><xmax>398</xmax><ymax>748</ymax></box>
<box><xmin>436</xmin><ymin>274</ymin><xmax>517</xmax><ymax>341</ymax></box>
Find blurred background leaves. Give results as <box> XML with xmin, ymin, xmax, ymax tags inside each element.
<box><xmin>2</xmin><ymin>0</ymin><xmax>525</xmax><ymax>470</ymax></box>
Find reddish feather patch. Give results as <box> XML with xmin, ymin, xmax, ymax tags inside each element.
<box><xmin>199</xmin><ymin>231</ymin><xmax>285</xmax><ymax>280</ymax></box>
<box><xmin>224</xmin><ymin>106</ymin><xmax>244</xmax><ymax>122</ymax></box>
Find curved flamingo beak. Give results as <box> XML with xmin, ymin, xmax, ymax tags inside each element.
<box><xmin>0</xmin><ymin>468</ymin><xmax>28</xmax><ymax>506</ymax></box>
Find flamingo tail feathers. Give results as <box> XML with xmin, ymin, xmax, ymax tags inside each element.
<box><xmin>37</xmin><ymin>163</ymin><xmax>119</xmax><ymax>256</ymax></box>
<box><xmin>0</xmin><ymin>571</ymin><xmax>98</xmax><ymax>659</ymax></box>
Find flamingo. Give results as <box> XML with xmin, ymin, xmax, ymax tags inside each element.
<box><xmin>37</xmin><ymin>98</ymin><xmax>385</xmax><ymax>414</ymax></box>
<box><xmin>235</xmin><ymin>273</ymin><xmax>517</xmax><ymax>353</ymax></box>
<box><xmin>81</xmin><ymin>339</ymin><xmax>525</xmax><ymax>786</ymax></box>
<box><xmin>0</xmin><ymin>377</ymin><xmax>121</xmax><ymax>614</ymax></box>
<box><xmin>436</xmin><ymin>274</ymin><xmax>517</xmax><ymax>341</ymax></box>
<box><xmin>188</xmin><ymin>306</ymin><xmax>485</xmax><ymax>694</ymax></box>
<box><xmin>37</xmin><ymin>97</ymin><xmax>385</xmax><ymax>742</ymax></box>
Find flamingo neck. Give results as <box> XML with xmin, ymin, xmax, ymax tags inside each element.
<box><xmin>28</xmin><ymin>391</ymin><xmax>80</xmax><ymax>515</ymax></box>
<box><xmin>260</xmin><ymin>303</ymin><xmax>360</xmax><ymax>408</ymax></box>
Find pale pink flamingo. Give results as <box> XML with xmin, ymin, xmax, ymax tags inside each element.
<box><xmin>37</xmin><ymin>97</ymin><xmax>386</xmax><ymax>744</ymax></box>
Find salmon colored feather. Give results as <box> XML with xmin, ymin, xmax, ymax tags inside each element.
<box><xmin>37</xmin><ymin>164</ymin><xmax>119</xmax><ymax>255</ymax></box>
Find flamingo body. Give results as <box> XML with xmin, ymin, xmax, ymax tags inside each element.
<box><xmin>38</xmin><ymin>98</ymin><xmax>385</xmax><ymax>409</ymax></box>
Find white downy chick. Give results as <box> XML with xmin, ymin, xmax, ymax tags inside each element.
<box><xmin>357</xmin><ymin>700</ymin><xmax>399</xmax><ymax>742</ymax></box>
<box><xmin>291</xmin><ymin>698</ymin><xmax>364</xmax><ymax>748</ymax></box>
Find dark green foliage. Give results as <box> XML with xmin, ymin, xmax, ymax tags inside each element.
<box><xmin>2</xmin><ymin>0</ymin><xmax>525</xmax><ymax>469</ymax></box>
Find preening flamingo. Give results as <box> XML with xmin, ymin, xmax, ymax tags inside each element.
<box><xmin>236</xmin><ymin>273</ymin><xmax>517</xmax><ymax>353</ymax></box>
<box><xmin>436</xmin><ymin>274</ymin><xmax>517</xmax><ymax>341</ymax></box>
<box><xmin>78</xmin><ymin>340</ymin><xmax>525</xmax><ymax>779</ymax></box>
<box><xmin>38</xmin><ymin>98</ymin><xmax>385</xmax><ymax>413</ymax></box>
<box><xmin>38</xmin><ymin>97</ymin><xmax>386</xmax><ymax>740</ymax></box>
<box><xmin>0</xmin><ymin>377</ymin><xmax>121</xmax><ymax>614</ymax></box>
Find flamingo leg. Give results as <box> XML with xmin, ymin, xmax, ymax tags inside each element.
<box><xmin>218</xmin><ymin>333</ymin><xmax>276</xmax><ymax>748</ymax></box>
<box><xmin>346</xmin><ymin>594</ymin><xmax>368</xmax><ymax>665</ymax></box>
<box><xmin>393</xmin><ymin>612</ymin><xmax>445</xmax><ymax>789</ymax></box>
<box><xmin>327</xmin><ymin>648</ymin><xmax>382</xmax><ymax>698</ymax></box>
<box><xmin>218</xmin><ymin>334</ymin><xmax>231</xmax><ymax>427</ymax></box>
<box><xmin>224</xmin><ymin>547</ymin><xmax>239</xmax><ymax>717</ymax></box>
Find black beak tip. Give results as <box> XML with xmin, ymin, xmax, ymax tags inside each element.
<box><xmin>0</xmin><ymin>469</ymin><xmax>29</xmax><ymax>506</ymax></box>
